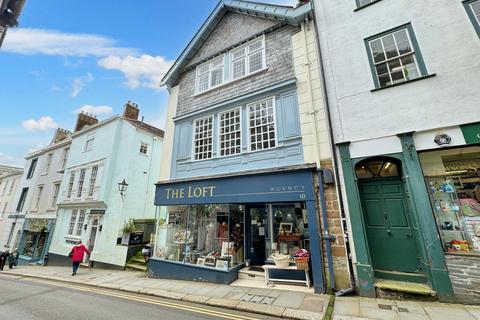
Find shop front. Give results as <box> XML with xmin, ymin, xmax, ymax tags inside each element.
<box><xmin>18</xmin><ymin>217</ymin><xmax>56</xmax><ymax>264</ymax></box>
<box><xmin>152</xmin><ymin>167</ymin><xmax>325</xmax><ymax>293</ymax></box>
<box><xmin>416</xmin><ymin>123</ymin><xmax>480</xmax><ymax>303</ymax></box>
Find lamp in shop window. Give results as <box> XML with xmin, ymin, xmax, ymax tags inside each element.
<box><xmin>118</xmin><ymin>179</ymin><xmax>128</xmax><ymax>200</ymax></box>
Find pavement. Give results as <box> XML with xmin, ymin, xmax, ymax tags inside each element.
<box><xmin>0</xmin><ymin>265</ymin><xmax>329</xmax><ymax>320</ymax></box>
<box><xmin>333</xmin><ymin>296</ymin><xmax>480</xmax><ymax>320</ymax></box>
<box><xmin>2</xmin><ymin>266</ymin><xmax>480</xmax><ymax>320</ymax></box>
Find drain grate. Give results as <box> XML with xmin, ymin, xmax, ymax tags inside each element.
<box><xmin>378</xmin><ymin>304</ymin><xmax>393</xmax><ymax>310</ymax></box>
<box><xmin>398</xmin><ymin>307</ymin><xmax>409</xmax><ymax>313</ymax></box>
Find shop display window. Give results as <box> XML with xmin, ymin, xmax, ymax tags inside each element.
<box><xmin>266</xmin><ymin>203</ymin><xmax>309</xmax><ymax>259</ymax></box>
<box><xmin>420</xmin><ymin>147</ymin><xmax>480</xmax><ymax>254</ymax></box>
<box><xmin>154</xmin><ymin>204</ymin><xmax>245</xmax><ymax>270</ymax></box>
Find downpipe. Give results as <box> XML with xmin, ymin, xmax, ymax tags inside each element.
<box><xmin>317</xmin><ymin>169</ymin><xmax>336</xmax><ymax>293</ymax></box>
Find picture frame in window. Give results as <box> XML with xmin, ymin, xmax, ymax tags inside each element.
<box><xmin>196</xmin><ymin>257</ymin><xmax>205</xmax><ymax>266</ymax></box>
<box><xmin>204</xmin><ymin>256</ymin><xmax>216</xmax><ymax>267</ymax></box>
<box><xmin>279</xmin><ymin>222</ymin><xmax>293</xmax><ymax>235</ymax></box>
<box><xmin>221</xmin><ymin>241</ymin><xmax>235</xmax><ymax>257</ymax></box>
<box><xmin>215</xmin><ymin>258</ymin><xmax>229</xmax><ymax>270</ymax></box>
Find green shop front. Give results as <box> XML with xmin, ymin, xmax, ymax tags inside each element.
<box><xmin>18</xmin><ymin>217</ymin><xmax>56</xmax><ymax>264</ymax></box>
<box><xmin>338</xmin><ymin>123</ymin><xmax>480</xmax><ymax>302</ymax></box>
<box><xmin>151</xmin><ymin>167</ymin><xmax>325</xmax><ymax>293</ymax></box>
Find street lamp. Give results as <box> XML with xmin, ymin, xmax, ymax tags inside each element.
<box><xmin>118</xmin><ymin>179</ymin><xmax>128</xmax><ymax>200</ymax></box>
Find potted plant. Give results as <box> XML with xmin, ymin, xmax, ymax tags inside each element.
<box><xmin>120</xmin><ymin>219</ymin><xmax>137</xmax><ymax>245</ymax></box>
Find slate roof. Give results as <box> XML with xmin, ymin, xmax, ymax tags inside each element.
<box><xmin>161</xmin><ymin>0</ymin><xmax>312</xmax><ymax>88</ymax></box>
<box><xmin>124</xmin><ymin>118</ymin><xmax>165</xmax><ymax>138</ymax></box>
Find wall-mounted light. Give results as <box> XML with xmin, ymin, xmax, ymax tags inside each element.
<box><xmin>99</xmin><ymin>225</ymin><xmax>103</xmax><ymax>232</ymax></box>
<box><xmin>83</xmin><ymin>224</ymin><xmax>88</xmax><ymax>231</ymax></box>
<box><xmin>118</xmin><ymin>179</ymin><xmax>128</xmax><ymax>199</ymax></box>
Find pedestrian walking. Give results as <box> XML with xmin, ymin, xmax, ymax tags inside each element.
<box><xmin>69</xmin><ymin>240</ymin><xmax>90</xmax><ymax>276</ymax></box>
<box><xmin>141</xmin><ymin>243</ymin><xmax>152</xmax><ymax>263</ymax></box>
<box><xmin>0</xmin><ymin>250</ymin><xmax>9</xmax><ymax>271</ymax></box>
<box><xmin>8</xmin><ymin>249</ymin><xmax>19</xmax><ymax>269</ymax></box>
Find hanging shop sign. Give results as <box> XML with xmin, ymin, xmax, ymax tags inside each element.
<box><xmin>155</xmin><ymin>169</ymin><xmax>315</xmax><ymax>205</ymax></box>
<box><xmin>461</xmin><ymin>122</ymin><xmax>480</xmax><ymax>145</ymax></box>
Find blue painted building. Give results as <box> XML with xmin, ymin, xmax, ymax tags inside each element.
<box><xmin>152</xmin><ymin>0</ymin><xmax>351</xmax><ymax>293</ymax></box>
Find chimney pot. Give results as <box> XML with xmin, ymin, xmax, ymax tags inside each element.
<box><xmin>75</xmin><ymin>112</ymin><xmax>99</xmax><ymax>132</ymax></box>
<box><xmin>123</xmin><ymin>101</ymin><xmax>140</xmax><ymax>121</ymax></box>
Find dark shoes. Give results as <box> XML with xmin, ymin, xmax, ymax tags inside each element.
<box><xmin>71</xmin><ymin>273</ymin><xmax>76</xmax><ymax>276</ymax></box>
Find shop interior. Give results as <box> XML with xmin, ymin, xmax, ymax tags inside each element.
<box><xmin>154</xmin><ymin>202</ymin><xmax>310</xmax><ymax>271</ymax></box>
<box><xmin>420</xmin><ymin>146</ymin><xmax>480</xmax><ymax>254</ymax></box>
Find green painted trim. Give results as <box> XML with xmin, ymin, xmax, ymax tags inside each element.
<box><xmin>364</xmin><ymin>23</ymin><xmax>428</xmax><ymax>89</ymax></box>
<box><xmin>354</xmin><ymin>0</ymin><xmax>382</xmax><ymax>11</ymax></box>
<box><xmin>397</xmin><ymin>132</ymin><xmax>455</xmax><ymax>302</ymax></box>
<box><xmin>337</xmin><ymin>143</ymin><xmax>375</xmax><ymax>297</ymax></box>
<box><xmin>460</xmin><ymin>121</ymin><xmax>480</xmax><ymax>144</ymax></box>
<box><xmin>464</xmin><ymin>0</ymin><xmax>480</xmax><ymax>38</ymax></box>
<box><xmin>370</xmin><ymin>74</ymin><xmax>436</xmax><ymax>92</ymax></box>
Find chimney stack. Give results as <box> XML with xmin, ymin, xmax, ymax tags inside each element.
<box><xmin>75</xmin><ymin>112</ymin><xmax>98</xmax><ymax>132</ymax></box>
<box><xmin>296</xmin><ymin>0</ymin><xmax>309</xmax><ymax>6</ymax></box>
<box><xmin>51</xmin><ymin>128</ymin><xmax>71</xmax><ymax>143</ymax></box>
<box><xmin>123</xmin><ymin>100</ymin><xmax>139</xmax><ymax>121</ymax></box>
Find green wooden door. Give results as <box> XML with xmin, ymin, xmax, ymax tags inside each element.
<box><xmin>359</xmin><ymin>178</ymin><xmax>420</xmax><ymax>273</ymax></box>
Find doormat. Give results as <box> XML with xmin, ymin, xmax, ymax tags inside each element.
<box><xmin>249</xmin><ymin>266</ymin><xmax>264</xmax><ymax>272</ymax></box>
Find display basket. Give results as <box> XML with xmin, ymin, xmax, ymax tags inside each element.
<box><xmin>295</xmin><ymin>257</ymin><xmax>309</xmax><ymax>270</ymax></box>
<box><xmin>271</xmin><ymin>253</ymin><xmax>290</xmax><ymax>268</ymax></box>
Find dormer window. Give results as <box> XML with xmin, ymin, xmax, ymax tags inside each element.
<box><xmin>195</xmin><ymin>35</ymin><xmax>266</xmax><ymax>94</ymax></box>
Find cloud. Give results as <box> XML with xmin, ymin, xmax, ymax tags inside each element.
<box><xmin>50</xmin><ymin>85</ymin><xmax>62</xmax><ymax>92</ymax></box>
<box><xmin>22</xmin><ymin>116</ymin><xmax>59</xmax><ymax>131</ymax></box>
<box><xmin>71</xmin><ymin>72</ymin><xmax>93</xmax><ymax>97</ymax></box>
<box><xmin>2</xmin><ymin>28</ymin><xmax>138</xmax><ymax>57</ymax></box>
<box><xmin>98</xmin><ymin>54</ymin><xmax>174</xmax><ymax>89</ymax></box>
<box><xmin>75</xmin><ymin>104</ymin><xmax>113</xmax><ymax>116</ymax></box>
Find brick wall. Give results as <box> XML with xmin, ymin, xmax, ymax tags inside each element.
<box><xmin>320</xmin><ymin>160</ymin><xmax>351</xmax><ymax>290</ymax></box>
<box><xmin>445</xmin><ymin>254</ymin><xmax>480</xmax><ymax>304</ymax></box>
<box><xmin>187</xmin><ymin>12</ymin><xmax>278</xmax><ymax>68</ymax></box>
<box><xmin>176</xmin><ymin>24</ymin><xmax>299</xmax><ymax>116</ymax></box>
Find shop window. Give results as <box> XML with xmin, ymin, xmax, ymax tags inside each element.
<box><xmin>355</xmin><ymin>158</ymin><xmax>400</xmax><ymax>179</ymax></box>
<box><xmin>420</xmin><ymin>147</ymin><xmax>480</xmax><ymax>254</ymax></box>
<box><xmin>365</xmin><ymin>24</ymin><xmax>427</xmax><ymax>88</ymax></box>
<box><xmin>155</xmin><ymin>204</ymin><xmax>245</xmax><ymax>270</ymax></box>
<box><xmin>266</xmin><ymin>203</ymin><xmax>309</xmax><ymax>259</ymax></box>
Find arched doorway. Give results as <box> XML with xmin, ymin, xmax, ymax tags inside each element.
<box><xmin>356</xmin><ymin>157</ymin><xmax>421</xmax><ymax>277</ymax></box>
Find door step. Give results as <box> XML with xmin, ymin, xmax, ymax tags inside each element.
<box><xmin>238</xmin><ymin>267</ymin><xmax>265</xmax><ymax>281</ymax></box>
<box><xmin>375</xmin><ymin>279</ymin><xmax>437</xmax><ymax>297</ymax></box>
<box><xmin>125</xmin><ymin>262</ymin><xmax>147</xmax><ymax>272</ymax></box>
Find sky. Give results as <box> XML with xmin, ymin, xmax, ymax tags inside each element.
<box><xmin>0</xmin><ymin>0</ymin><xmax>297</xmax><ymax>168</ymax></box>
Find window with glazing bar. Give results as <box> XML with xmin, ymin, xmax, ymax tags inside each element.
<box><xmin>219</xmin><ymin>108</ymin><xmax>241</xmax><ymax>156</ymax></box>
<box><xmin>77</xmin><ymin>168</ymin><xmax>86</xmax><ymax>197</ymax></box>
<box><xmin>76</xmin><ymin>209</ymin><xmax>86</xmax><ymax>236</ymax></box>
<box><xmin>68</xmin><ymin>209</ymin><xmax>78</xmax><ymax>235</ymax></box>
<box><xmin>67</xmin><ymin>172</ymin><xmax>75</xmax><ymax>199</ymax></box>
<box><xmin>248</xmin><ymin>97</ymin><xmax>276</xmax><ymax>151</ymax></box>
<box><xmin>88</xmin><ymin>165</ymin><xmax>98</xmax><ymax>197</ymax></box>
<box><xmin>193</xmin><ymin>116</ymin><xmax>213</xmax><ymax>160</ymax></box>
<box><xmin>366</xmin><ymin>24</ymin><xmax>427</xmax><ymax>88</ymax></box>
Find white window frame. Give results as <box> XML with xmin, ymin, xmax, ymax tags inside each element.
<box><xmin>192</xmin><ymin>115</ymin><xmax>214</xmax><ymax>161</ymax></box>
<box><xmin>1</xmin><ymin>180</ymin><xmax>7</xmax><ymax>196</ymax></box>
<box><xmin>43</xmin><ymin>153</ymin><xmax>53</xmax><ymax>175</ymax></box>
<box><xmin>230</xmin><ymin>35</ymin><xmax>266</xmax><ymax>81</ymax></box>
<box><xmin>195</xmin><ymin>54</ymin><xmax>226</xmax><ymax>94</ymax></box>
<box><xmin>61</xmin><ymin>147</ymin><xmax>70</xmax><ymax>169</ymax></box>
<box><xmin>85</xmin><ymin>133</ymin><xmax>95</xmax><ymax>152</ymax></box>
<box><xmin>68</xmin><ymin>209</ymin><xmax>78</xmax><ymax>235</ymax></box>
<box><xmin>31</xmin><ymin>185</ymin><xmax>43</xmax><ymax>211</ymax></box>
<box><xmin>75</xmin><ymin>209</ymin><xmax>86</xmax><ymax>236</ymax></box>
<box><xmin>49</xmin><ymin>183</ymin><xmax>60</xmax><ymax>210</ymax></box>
<box><xmin>139</xmin><ymin>142</ymin><xmax>149</xmax><ymax>155</ymax></box>
<box><xmin>247</xmin><ymin>96</ymin><xmax>277</xmax><ymax>153</ymax></box>
<box><xmin>77</xmin><ymin>168</ymin><xmax>86</xmax><ymax>198</ymax></box>
<box><xmin>88</xmin><ymin>165</ymin><xmax>98</xmax><ymax>197</ymax></box>
<box><xmin>8</xmin><ymin>178</ymin><xmax>15</xmax><ymax>195</ymax></box>
<box><xmin>67</xmin><ymin>172</ymin><xmax>75</xmax><ymax>199</ymax></box>
<box><xmin>367</xmin><ymin>28</ymin><xmax>421</xmax><ymax>88</ymax></box>
<box><xmin>218</xmin><ymin>107</ymin><xmax>242</xmax><ymax>157</ymax></box>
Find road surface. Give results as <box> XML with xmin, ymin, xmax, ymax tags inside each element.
<box><xmin>0</xmin><ymin>274</ymin><xmax>281</xmax><ymax>320</ymax></box>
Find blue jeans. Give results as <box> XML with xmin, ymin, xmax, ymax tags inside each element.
<box><xmin>72</xmin><ymin>261</ymin><xmax>80</xmax><ymax>274</ymax></box>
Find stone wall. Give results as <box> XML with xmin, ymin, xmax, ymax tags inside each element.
<box><xmin>176</xmin><ymin>24</ymin><xmax>299</xmax><ymax>116</ymax></box>
<box><xmin>445</xmin><ymin>254</ymin><xmax>480</xmax><ymax>304</ymax></box>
